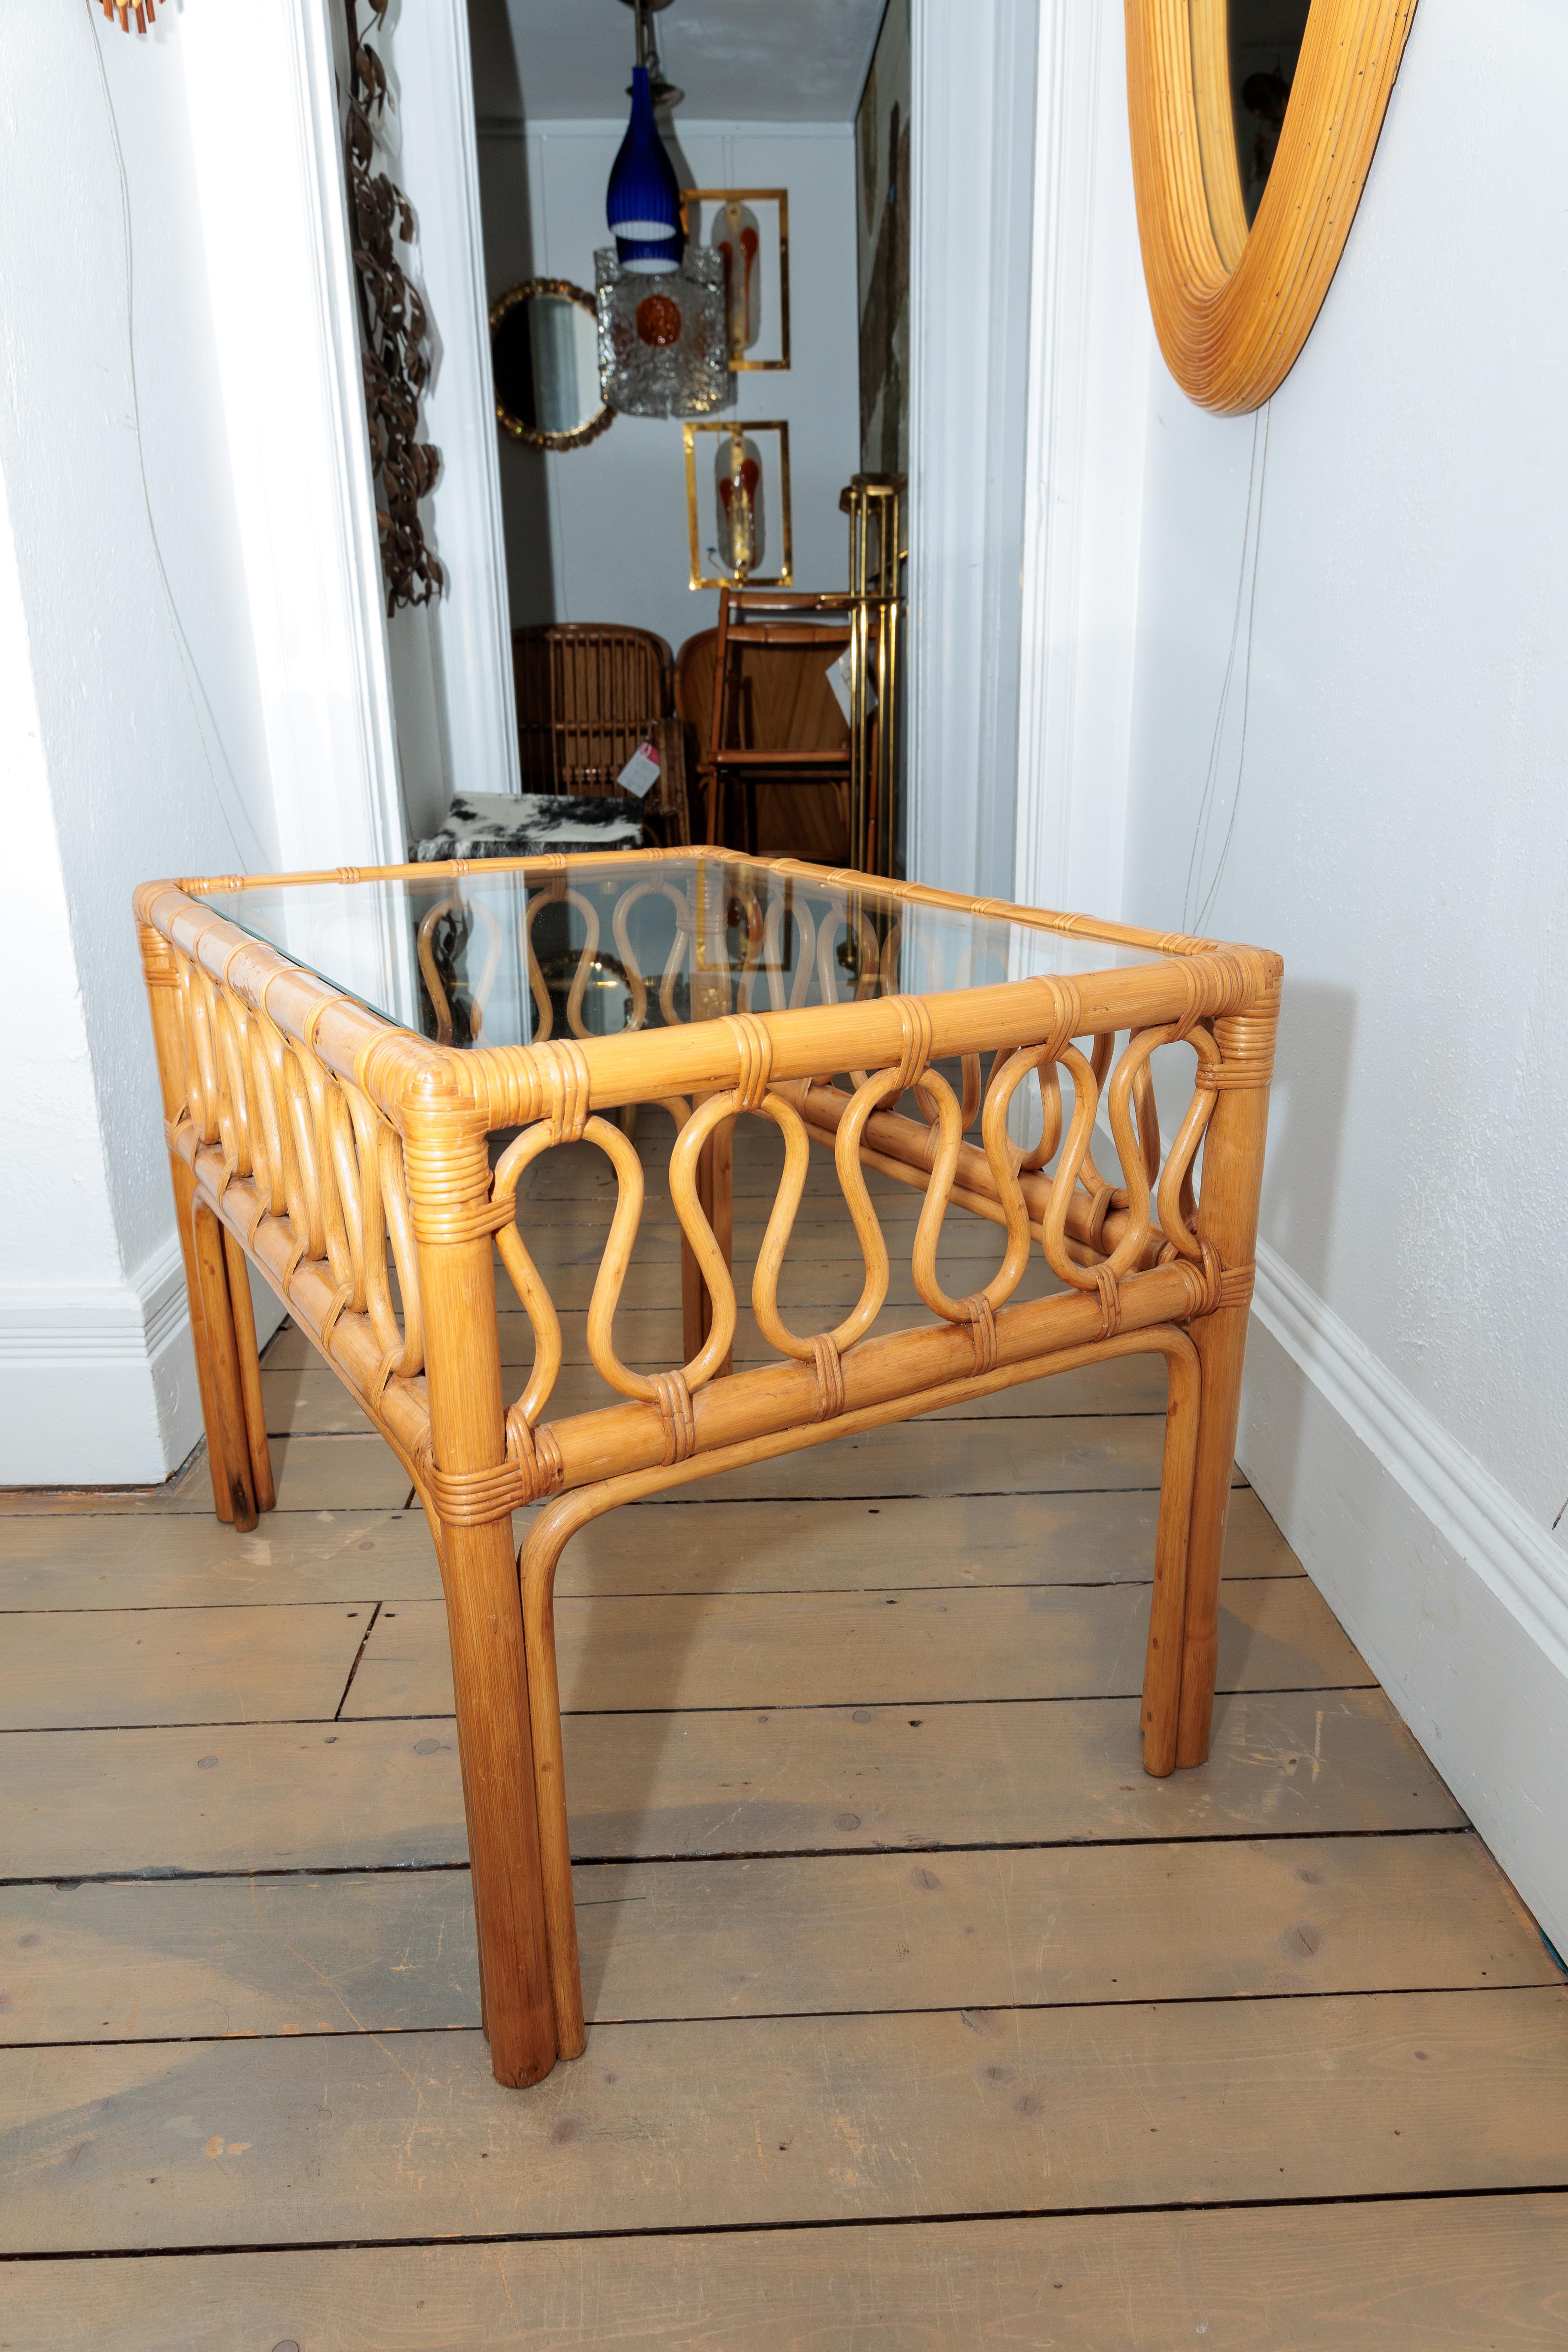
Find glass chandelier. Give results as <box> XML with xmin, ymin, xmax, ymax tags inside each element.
<box><xmin>598</xmin><ymin>0</ymin><xmax>728</xmax><ymax>418</ymax></box>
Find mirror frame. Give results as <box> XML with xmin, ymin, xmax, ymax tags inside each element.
<box><xmin>1126</xmin><ymin>0</ymin><xmax>1417</xmax><ymax>413</ymax></box>
<box><xmin>489</xmin><ymin>278</ymin><xmax>612</xmax><ymax>451</ymax></box>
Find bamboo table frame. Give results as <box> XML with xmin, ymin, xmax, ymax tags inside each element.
<box><xmin>135</xmin><ymin>850</ymin><xmax>1280</xmax><ymax>2090</ymax></box>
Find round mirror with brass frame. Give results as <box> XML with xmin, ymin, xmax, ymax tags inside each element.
<box><xmin>490</xmin><ymin>279</ymin><xmax>612</xmax><ymax>451</ymax></box>
<box><xmin>1127</xmin><ymin>0</ymin><xmax>1417</xmax><ymax>413</ymax></box>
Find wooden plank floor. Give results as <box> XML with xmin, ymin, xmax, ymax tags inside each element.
<box><xmin>2</xmin><ymin>1134</ymin><xmax>1565</xmax><ymax>2347</ymax></box>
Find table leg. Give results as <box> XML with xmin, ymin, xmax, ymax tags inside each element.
<box><xmin>1176</xmin><ymin>998</ymin><xmax>1277</xmax><ymax>1768</ymax></box>
<box><xmin>1138</xmin><ymin>1330</ymin><xmax>1201</xmax><ymax>1777</ymax></box>
<box><xmin>416</xmin><ymin>1185</ymin><xmax>556</xmax><ymax>2089</ymax></box>
<box><xmin>222</xmin><ymin>1224</ymin><xmax>275</xmax><ymax>1513</ymax></box>
<box><xmin>518</xmin><ymin>1491</ymin><xmax>595</xmax><ymax>2057</ymax></box>
<box><xmin>138</xmin><ymin>934</ymin><xmax>246</xmax><ymax>1525</ymax></box>
<box><xmin>190</xmin><ymin>1198</ymin><xmax>259</xmax><ymax>1531</ymax></box>
<box><xmin>436</xmin><ymin>1516</ymin><xmax>556</xmax><ymax>2084</ymax></box>
<box><xmin>162</xmin><ymin>1153</ymin><xmax>236</xmax><ymax>1522</ymax></box>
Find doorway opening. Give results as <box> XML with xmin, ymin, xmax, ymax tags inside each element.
<box><xmin>466</xmin><ymin>0</ymin><xmax>906</xmax><ymax>872</ymax></box>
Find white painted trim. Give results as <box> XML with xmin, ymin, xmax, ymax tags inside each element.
<box><xmin>0</xmin><ymin>1235</ymin><xmax>185</xmax><ymax>1372</ymax></box>
<box><xmin>905</xmin><ymin>0</ymin><xmax>1038</xmax><ymax>898</ymax></box>
<box><xmin>388</xmin><ymin>0</ymin><xmax>521</xmax><ymax>802</ymax></box>
<box><xmin>182</xmin><ymin>0</ymin><xmax>405</xmax><ymax>889</ymax></box>
<box><xmin>0</xmin><ymin>1233</ymin><xmax>285</xmax><ymax>1489</ymax></box>
<box><xmin>1012</xmin><ymin>0</ymin><xmax>1152</xmax><ymax>923</ymax></box>
<box><xmin>0</xmin><ymin>1236</ymin><xmax>196</xmax><ymax>1487</ymax></box>
<box><xmin>1250</xmin><ymin>1241</ymin><xmax>1568</xmax><ymax>1680</ymax></box>
<box><xmin>1242</xmin><ymin>1246</ymin><xmax>1568</xmax><ymax>1957</ymax></box>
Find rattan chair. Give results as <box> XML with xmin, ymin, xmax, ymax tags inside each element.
<box><xmin>509</xmin><ymin>624</ymin><xmax>688</xmax><ymax>843</ymax></box>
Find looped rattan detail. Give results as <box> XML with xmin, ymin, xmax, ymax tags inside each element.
<box><xmin>723</xmin><ymin>1013</ymin><xmax>775</xmax><ymax>1111</ymax></box>
<box><xmin>1093</xmin><ymin>1264</ymin><xmax>1122</xmax><ymax>1339</ymax></box>
<box><xmin>650</xmin><ymin>1369</ymin><xmax>697</xmax><ymax>1464</ymax></box>
<box><xmin>1081</xmin><ymin>1182</ymin><xmax>1115</xmax><ymax>1253</ymax></box>
<box><xmin>809</xmin><ymin>1332</ymin><xmax>846</xmax><ymax>1420</ymax></box>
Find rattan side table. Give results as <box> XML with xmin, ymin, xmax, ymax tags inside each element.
<box><xmin>135</xmin><ymin>850</ymin><xmax>1280</xmax><ymax>2089</ymax></box>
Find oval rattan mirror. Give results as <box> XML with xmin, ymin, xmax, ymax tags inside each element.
<box><xmin>1126</xmin><ymin>0</ymin><xmax>1417</xmax><ymax>413</ymax></box>
<box><xmin>490</xmin><ymin>279</ymin><xmax>612</xmax><ymax>452</ymax></box>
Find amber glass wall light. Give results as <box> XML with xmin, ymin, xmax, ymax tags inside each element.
<box><xmin>1125</xmin><ymin>0</ymin><xmax>1417</xmax><ymax>413</ymax></box>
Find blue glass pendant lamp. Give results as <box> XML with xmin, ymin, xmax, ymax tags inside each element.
<box><xmin>606</xmin><ymin>65</ymin><xmax>683</xmax><ymax>274</ymax></box>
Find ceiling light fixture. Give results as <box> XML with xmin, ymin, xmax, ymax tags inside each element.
<box><xmin>606</xmin><ymin>0</ymin><xmax>684</xmax><ymax>275</ymax></box>
<box><xmin>597</xmin><ymin>0</ymin><xmax>727</xmax><ymax>418</ymax></box>
<box><xmin>619</xmin><ymin>0</ymin><xmax>686</xmax><ymax>113</ymax></box>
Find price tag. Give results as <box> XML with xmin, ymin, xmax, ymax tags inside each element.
<box><xmin>826</xmin><ymin>649</ymin><xmax>876</xmax><ymax>725</ymax></box>
<box><xmin>616</xmin><ymin>741</ymin><xmax>662</xmax><ymax>799</ymax></box>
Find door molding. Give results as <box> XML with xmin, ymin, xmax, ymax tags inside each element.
<box><xmin>1012</xmin><ymin>0</ymin><xmax>1153</xmax><ymax>927</ymax></box>
<box><xmin>904</xmin><ymin>0</ymin><xmax>1038</xmax><ymax>901</ymax></box>
<box><xmin>181</xmin><ymin>0</ymin><xmax>516</xmax><ymax>876</ymax></box>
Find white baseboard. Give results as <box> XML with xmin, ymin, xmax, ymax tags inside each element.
<box><xmin>1243</xmin><ymin>1239</ymin><xmax>1568</xmax><ymax>1958</ymax></box>
<box><xmin>0</xmin><ymin>1229</ymin><xmax>282</xmax><ymax>1489</ymax></box>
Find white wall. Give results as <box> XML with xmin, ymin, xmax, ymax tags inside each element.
<box><xmin>0</xmin><ymin>0</ymin><xmax>473</xmax><ymax>1485</ymax></box>
<box><xmin>1017</xmin><ymin>0</ymin><xmax>1568</xmax><ymax>1949</ymax></box>
<box><xmin>0</xmin><ymin>9</ymin><xmax>283</xmax><ymax>1485</ymax></box>
<box><xmin>475</xmin><ymin>122</ymin><xmax>861</xmax><ymax>661</ymax></box>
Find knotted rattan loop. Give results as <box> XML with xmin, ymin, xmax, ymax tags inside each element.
<box><xmin>965</xmin><ymin>1291</ymin><xmax>999</xmax><ymax>1375</ymax></box>
<box><xmin>1209</xmin><ymin>1007</ymin><xmax>1277</xmax><ymax>1090</ymax></box>
<box><xmin>1160</xmin><ymin>1236</ymin><xmax>1235</xmax><ymax>1320</ymax></box>
<box><xmin>1038</xmin><ymin>977</ymin><xmax>1083</xmax><ymax>1063</ymax></box>
<box><xmin>1217</xmin><ymin>1261</ymin><xmax>1256</xmax><ymax>1310</ymax></box>
<box><xmin>319</xmin><ymin>1281</ymin><xmax>355</xmax><ymax>1348</ymax></box>
<box><xmin>723</xmin><ymin>1013</ymin><xmax>775</xmax><ymax>1111</ymax></box>
<box><xmin>878</xmin><ymin>995</ymin><xmax>935</xmax><ymax>1108</ymax></box>
<box><xmin>809</xmin><ymin>1332</ymin><xmax>846</xmax><ymax>1420</ymax></box>
<box><xmin>650</xmin><ymin>1368</ymin><xmax>697</xmax><ymax>1465</ymax></box>
<box><xmin>533</xmin><ymin>1038</ymin><xmax>593</xmax><ymax>1142</ymax></box>
<box><xmin>414</xmin><ymin>1415</ymin><xmax>565</xmax><ymax>1526</ymax></box>
<box><xmin>1093</xmin><ymin>1264</ymin><xmax>1122</xmax><ymax>1339</ymax></box>
<box><xmin>505</xmin><ymin>1411</ymin><xmax>565</xmax><ymax>1503</ymax></box>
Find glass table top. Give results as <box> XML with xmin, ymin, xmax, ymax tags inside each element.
<box><xmin>196</xmin><ymin>854</ymin><xmax>1163</xmax><ymax>1052</ymax></box>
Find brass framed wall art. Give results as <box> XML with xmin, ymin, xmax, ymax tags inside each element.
<box><xmin>684</xmin><ymin>420</ymin><xmax>793</xmax><ymax>589</ymax></box>
<box><xmin>1126</xmin><ymin>0</ymin><xmax>1418</xmax><ymax>413</ymax></box>
<box><xmin>679</xmin><ymin>190</ymin><xmax>790</xmax><ymax>371</ymax></box>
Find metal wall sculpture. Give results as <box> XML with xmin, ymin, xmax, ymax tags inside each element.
<box><xmin>343</xmin><ymin>0</ymin><xmax>445</xmax><ymax>611</ymax></box>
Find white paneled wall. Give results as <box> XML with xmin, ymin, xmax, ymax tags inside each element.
<box><xmin>1012</xmin><ymin>0</ymin><xmax>1568</xmax><ymax>1954</ymax></box>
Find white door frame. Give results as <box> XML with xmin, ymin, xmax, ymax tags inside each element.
<box><xmin>904</xmin><ymin>0</ymin><xmax>1038</xmax><ymax>902</ymax></box>
<box><xmin>181</xmin><ymin>0</ymin><xmax>515</xmax><ymax>882</ymax></box>
<box><xmin>1011</xmin><ymin>0</ymin><xmax>1152</xmax><ymax>926</ymax></box>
